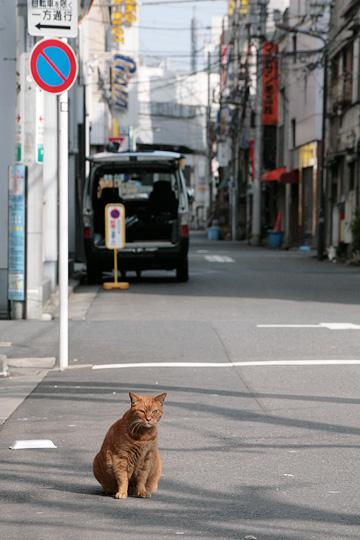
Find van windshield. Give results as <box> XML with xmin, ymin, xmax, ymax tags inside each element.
<box><xmin>95</xmin><ymin>170</ymin><xmax>178</xmax><ymax>201</ymax></box>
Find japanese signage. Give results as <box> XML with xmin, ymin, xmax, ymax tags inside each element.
<box><xmin>35</xmin><ymin>88</ymin><xmax>45</xmax><ymax>163</ymax></box>
<box><xmin>112</xmin><ymin>53</ymin><xmax>137</xmax><ymax>110</ymax></box>
<box><xmin>262</xmin><ymin>42</ymin><xmax>279</xmax><ymax>126</ymax></box>
<box><xmin>228</xmin><ymin>0</ymin><xmax>249</xmax><ymax>17</ymax></box>
<box><xmin>8</xmin><ymin>165</ymin><xmax>27</xmax><ymax>302</ymax></box>
<box><xmin>105</xmin><ymin>204</ymin><xmax>126</xmax><ymax>250</ymax></box>
<box><xmin>28</xmin><ymin>0</ymin><xmax>78</xmax><ymax>38</ymax></box>
<box><xmin>299</xmin><ymin>142</ymin><xmax>317</xmax><ymax>169</ymax></box>
<box><xmin>111</xmin><ymin>0</ymin><xmax>137</xmax><ymax>45</ymax></box>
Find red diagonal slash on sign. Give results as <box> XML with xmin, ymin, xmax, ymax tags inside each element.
<box><xmin>40</xmin><ymin>50</ymin><xmax>67</xmax><ymax>82</ymax></box>
<box><xmin>29</xmin><ymin>38</ymin><xmax>78</xmax><ymax>95</ymax></box>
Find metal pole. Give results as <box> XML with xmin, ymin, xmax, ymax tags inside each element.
<box><xmin>232</xmin><ymin>4</ymin><xmax>240</xmax><ymax>241</ymax></box>
<box><xmin>251</xmin><ymin>0</ymin><xmax>267</xmax><ymax>246</ymax></box>
<box><xmin>207</xmin><ymin>51</ymin><xmax>213</xmax><ymax>216</ymax></box>
<box><xmin>114</xmin><ymin>249</ymin><xmax>118</xmax><ymax>284</ymax></box>
<box><xmin>317</xmin><ymin>48</ymin><xmax>328</xmax><ymax>260</ymax></box>
<box><xmin>59</xmin><ymin>88</ymin><xmax>69</xmax><ymax>371</ymax></box>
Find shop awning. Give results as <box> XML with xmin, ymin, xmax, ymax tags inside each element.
<box><xmin>280</xmin><ymin>169</ymin><xmax>299</xmax><ymax>184</ymax></box>
<box><xmin>261</xmin><ymin>167</ymin><xmax>286</xmax><ymax>182</ymax></box>
<box><xmin>261</xmin><ymin>167</ymin><xmax>299</xmax><ymax>183</ymax></box>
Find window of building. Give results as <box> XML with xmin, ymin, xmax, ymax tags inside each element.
<box><xmin>343</xmin><ymin>43</ymin><xmax>353</xmax><ymax>103</ymax></box>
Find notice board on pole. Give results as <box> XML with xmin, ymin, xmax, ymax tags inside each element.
<box><xmin>8</xmin><ymin>165</ymin><xmax>27</xmax><ymax>302</ymax></box>
<box><xmin>27</xmin><ymin>0</ymin><xmax>78</xmax><ymax>38</ymax></box>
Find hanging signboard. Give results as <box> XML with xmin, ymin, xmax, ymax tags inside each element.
<box><xmin>8</xmin><ymin>165</ymin><xmax>27</xmax><ymax>302</ymax></box>
<box><xmin>105</xmin><ymin>204</ymin><xmax>126</xmax><ymax>250</ymax></box>
<box><xmin>27</xmin><ymin>0</ymin><xmax>78</xmax><ymax>38</ymax></box>
<box><xmin>262</xmin><ymin>42</ymin><xmax>279</xmax><ymax>126</ymax></box>
<box><xmin>111</xmin><ymin>0</ymin><xmax>137</xmax><ymax>45</ymax></box>
<box><xmin>35</xmin><ymin>88</ymin><xmax>45</xmax><ymax>163</ymax></box>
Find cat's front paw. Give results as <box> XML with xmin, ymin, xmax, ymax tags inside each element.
<box><xmin>136</xmin><ymin>489</ymin><xmax>151</xmax><ymax>498</ymax></box>
<box><xmin>114</xmin><ymin>491</ymin><xmax>128</xmax><ymax>499</ymax></box>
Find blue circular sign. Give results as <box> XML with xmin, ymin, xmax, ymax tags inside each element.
<box><xmin>30</xmin><ymin>39</ymin><xmax>78</xmax><ymax>94</ymax></box>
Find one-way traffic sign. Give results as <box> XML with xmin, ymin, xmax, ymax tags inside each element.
<box><xmin>27</xmin><ymin>0</ymin><xmax>78</xmax><ymax>38</ymax></box>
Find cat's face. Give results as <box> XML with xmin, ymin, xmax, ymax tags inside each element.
<box><xmin>129</xmin><ymin>392</ymin><xmax>167</xmax><ymax>429</ymax></box>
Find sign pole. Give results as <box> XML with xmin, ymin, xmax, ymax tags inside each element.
<box><xmin>114</xmin><ymin>249</ymin><xmax>118</xmax><ymax>285</ymax></box>
<box><xmin>59</xmin><ymin>86</ymin><xmax>69</xmax><ymax>371</ymax></box>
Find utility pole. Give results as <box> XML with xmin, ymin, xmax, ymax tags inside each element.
<box><xmin>231</xmin><ymin>4</ymin><xmax>240</xmax><ymax>241</ymax></box>
<box><xmin>191</xmin><ymin>10</ymin><xmax>198</xmax><ymax>73</ymax></box>
<box><xmin>207</xmin><ymin>51</ymin><xmax>213</xmax><ymax>214</ymax></box>
<box><xmin>0</xmin><ymin>0</ymin><xmax>17</xmax><ymax>317</ymax></box>
<box><xmin>251</xmin><ymin>0</ymin><xmax>267</xmax><ymax>246</ymax></box>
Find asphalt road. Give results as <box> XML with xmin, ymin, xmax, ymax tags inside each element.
<box><xmin>1</xmin><ymin>233</ymin><xmax>360</xmax><ymax>540</ymax></box>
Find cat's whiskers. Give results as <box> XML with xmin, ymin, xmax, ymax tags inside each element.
<box><xmin>129</xmin><ymin>419</ymin><xmax>144</xmax><ymax>436</ymax></box>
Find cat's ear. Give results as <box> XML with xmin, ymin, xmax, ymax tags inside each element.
<box><xmin>155</xmin><ymin>392</ymin><xmax>167</xmax><ymax>405</ymax></box>
<box><xmin>129</xmin><ymin>392</ymin><xmax>141</xmax><ymax>405</ymax></box>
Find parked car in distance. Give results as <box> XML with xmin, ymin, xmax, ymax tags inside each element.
<box><xmin>82</xmin><ymin>151</ymin><xmax>190</xmax><ymax>283</ymax></box>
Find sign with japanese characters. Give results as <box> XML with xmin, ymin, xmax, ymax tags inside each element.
<box><xmin>105</xmin><ymin>204</ymin><xmax>126</xmax><ymax>250</ymax></box>
<box><xmin>111</xmin><ymin>0</ymin><xmax>137</xmax><ymax>45</ymax></box>
<box><xmin>8</xmin><ymin>165</ymin><xmax>27</xmax><ymax>302</ymax></box>
<box><xmin>262</xmin><ymin>42</ymin><xmax>279</xmax><ymax>126</ymax></box>
<box><xmin>28</xmin><ymin>0</ymin><xmax>78</xmax><ymax>38</ymax></box>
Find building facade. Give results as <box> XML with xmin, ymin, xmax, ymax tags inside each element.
<box><xmin>324</xmin><ymin>0</ymin><xmax>360</xmax><ymax>255</ymax></box>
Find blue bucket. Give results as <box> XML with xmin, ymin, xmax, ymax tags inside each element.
<box><xmin>208</xmin><ymin>226</ymin><xmax>221</xmax><ymax>240</ymax></box>
<box><xmin>267</xmin><ymin>231</ymin><xmax>284</xmax><ymax>249</ymax></box>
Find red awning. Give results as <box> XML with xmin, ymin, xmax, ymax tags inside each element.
<box><xmin>280</xmin><ymin>169</ymin><xmax>299</xmax><ymax>184</ymax></box>
<box><xmin>261</xmin><ymin>167</ymin><xmax>286</xmax><ymax>182</ymax></box>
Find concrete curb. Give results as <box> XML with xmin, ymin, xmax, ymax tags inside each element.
<box><xmin>0</xmin><ymin>356</ymin><xmax>56</xmax><ymax>426</ymax></box>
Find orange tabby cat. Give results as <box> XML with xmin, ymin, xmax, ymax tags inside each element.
<box><xmin>93</xmin><ymin>392</ymin><xmax>167</xmax><ymax>499</ymax></box>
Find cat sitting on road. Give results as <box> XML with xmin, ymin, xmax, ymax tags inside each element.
<box><xmin>93</xmin><ymin>391</ymin><xmax>167</xmax><ymax>499</ymax></box>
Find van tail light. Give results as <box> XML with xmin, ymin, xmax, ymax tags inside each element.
<box><xmin>180</xmin><ymin>213</ymin><xmax>189</xmax><ymax>237</ymax></box>
<box><xmin>84</xmin><ymin>226</ymin><xmax>91</xmax><ymax>239</ymax></box>
<box><xmin>181</xmin><ymin>225</ymin><xmax>189</xmax><ymax>237</ymax></box>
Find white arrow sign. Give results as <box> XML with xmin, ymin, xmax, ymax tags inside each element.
<box><xmin>27</xmin><ymin>0</ymin><xmax>78</xmax><ymax>38</ymax></box>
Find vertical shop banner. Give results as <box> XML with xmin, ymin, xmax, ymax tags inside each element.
<box><xmin>8</xmin><ymin>165</ymin><xmax>27</xmax><ymax>301</ymax></box>
<box><xmin>35</xmin><ymin>88</ymin><xmax>45</xmax><ymax>163</ymax></box>
<box><xmin>262</xmin><ymin>42</ymin><xmax>279</xmax><ymax>126</ymax></box>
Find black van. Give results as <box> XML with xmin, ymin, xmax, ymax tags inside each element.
<box><xmin>82</xmin><ymin>151</ymin><xmax>190</xmax><ymax>283</ymax></box>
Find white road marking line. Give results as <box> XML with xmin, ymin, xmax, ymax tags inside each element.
<box><xmin>258</xmin><ymin>323</ymin><xmax>360</xmax><ymax>330</ymax></box>
<box><xmin>92</xmin><ymin>360</ymin><xmax>360</xmax><ymax>370</ymax></box>
<box><xmin>0</xmin><ymin>342</ymin><xmax>11</xmax><ymax>347</ymax></box>
<box><xmin>205</xmin><ymin>255</ymin><xmax>234</xmax><ymax>263</ymax></box>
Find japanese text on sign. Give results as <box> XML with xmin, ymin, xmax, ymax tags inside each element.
<box><xmin>8</xmin><ymin>165</ymin><xmax>27</xmax><ymax>302</ymax></box>
<box><xmin>28</xmin><ymin>0</ymin><xmax>78</xmax><ymax>38</ymax></box>
<box><xmin>105</xmin><ymin>204</ymin><xmax>126</xmax><ymax>250</ymax></box>
<box><xmin>111</xmin><ymin>0</ymin><xmax>137</xmax><ymax>45</ymax></box>
<box><xmin>262</xmin><ymin>42</ymin><xmax>279</xmax><ymax>126</ymax></box>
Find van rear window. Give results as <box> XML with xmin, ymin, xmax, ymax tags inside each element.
<box><xmin>95</xmin><ymin>170</ymin><xmax>177</xmax><ymax>201</ymax></box>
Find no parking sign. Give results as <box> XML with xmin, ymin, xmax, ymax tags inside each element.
<box><xmin>105</xmin><ymin>204</ymin><xmax>126</xmax><ymax>250</ymax></box>
<box><xmin>29</xmin><ymin>39</ymin><xmax>78</xmax><ymax>95</ymax></box>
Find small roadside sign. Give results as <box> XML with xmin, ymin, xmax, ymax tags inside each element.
<box><xmin>105</xmin><ymin>204</ymin><xmax>126</xmax><ymax>250</ymax></box>
<box><xmin>29</xmin><ymin>39</ymin><xmax>78</xmax><ymax>95</ymax></box>
<box><xmin>27</xmin><ymin>0</ymin><xmax>78</xmax><ymax>38</ymax></box>
<box><xmin>103</xmin><ymin>203</ymin><xmax>129</xmax><ymax>290</ymax></box>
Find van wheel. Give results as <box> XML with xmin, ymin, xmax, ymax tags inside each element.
<box><xmin>176</xmin><ymin>258</ymin><xmax>189</xmax><ymax>282</ymax></box>
<box><xmin>87</xmin><ymin>265</ymin><xmax>102</xmax><ymax>284</ymax></box>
